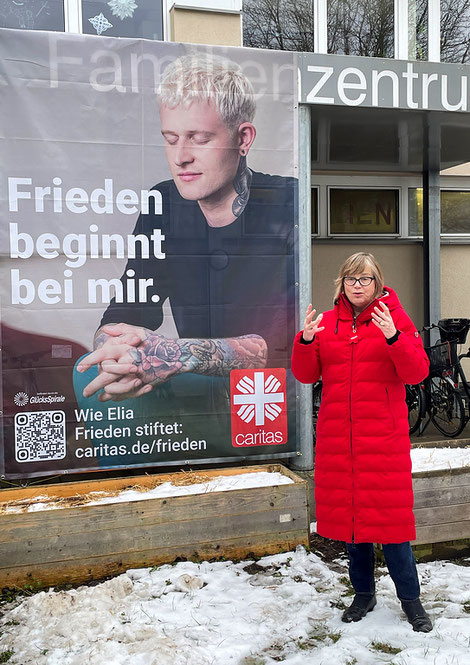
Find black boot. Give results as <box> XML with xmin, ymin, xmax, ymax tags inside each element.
<box><xmin>341</xmin><ymin>593</ymin><xmax>377</xmax><ymax>623</ymax></box>
<box><xmin>401</xmin><ymin>599</ymin><xmax>432</xmax><ymax>632</ymax></box>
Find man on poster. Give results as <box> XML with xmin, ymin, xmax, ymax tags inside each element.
<box><xmin>77</xmin><ymin>53</ymin><xmax>296</xmax><ymax>402</ymax></box>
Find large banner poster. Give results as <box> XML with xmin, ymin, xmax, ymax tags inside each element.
<box><xmin>0</xmin><ymin>29</ymin><xmax>298</xmax><ymax>478</ymax></box>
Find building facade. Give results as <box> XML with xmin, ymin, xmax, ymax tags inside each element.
<box><xmin>3</xmin><ymin>0</ymin><xmax>469</xmax><ymax>329</ymax></box>
<box><xmin>2</xmin><ymin>0</ymin><xmax>470</xmax><ymax>470</ymax></box>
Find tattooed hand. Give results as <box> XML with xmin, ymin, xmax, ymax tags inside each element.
<box><xmin>128</xmin><ymin>336</ymin><xmax>186</xmax><ymax>384</ymax></box>
<box><xmin>77</xmin><ymin>323</ymin><xmax>154</xmax><ymax>401</ymax></box>
<box><xmin>93</xmin><ymin>322</ymin><xmax>149</xmax><ymax>350</ymax></box>
<box><xmin>78</xmin><ymin>326</ymin><xmax>268</xmax><ymax>402</ymax></box>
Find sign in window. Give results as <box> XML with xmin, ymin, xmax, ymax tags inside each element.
<box><xmin>330</xmin><ymin>188</ymin><xmax>398</xmax><ymax>234</ymax></box>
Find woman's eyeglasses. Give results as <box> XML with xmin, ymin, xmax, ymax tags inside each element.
<box><xmin>343</xmin><ymin>276</ymin><xmax>375</xmax><ymax>286</ymax></box>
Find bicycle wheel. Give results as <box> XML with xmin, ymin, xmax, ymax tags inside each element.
<box><xmin>428</xmin><ymin>376</ymin><xmax>466</xmax><ymax>437</ymax></box>
<box><xmin>406</xmin><ymin>384</ymin><xmax>425</xmax><ymax>435</ymax></box>
<box><xmin>312</xmin><ymin>381</ymin><xmax>322</xmax><ymax>440</ymax></box>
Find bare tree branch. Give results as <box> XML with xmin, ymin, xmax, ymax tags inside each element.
<box><xmin>243</xmin><ymin>0</ymin><xmax>470</xmax><ymax>63</ymax></box>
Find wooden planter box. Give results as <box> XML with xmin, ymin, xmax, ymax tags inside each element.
<box><xmin>301</xmin><ymin>449</ymin><xmax>470</xmax><ymax>550</ymax></box>
<box><xmin>413</xmin><ymin>465</ymin><xmax>470</xmax><ymax>546</ymax></box>
<box><xmin>0</xmin><ymin>464</ymin><xmax>309</xmax><ymax>589</ymax></box>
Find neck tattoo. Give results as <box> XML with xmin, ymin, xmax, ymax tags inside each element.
<box><xmin>232</xmin><ymin>156</ymin><xmax>252</xmax><ymax>218</ymax></box>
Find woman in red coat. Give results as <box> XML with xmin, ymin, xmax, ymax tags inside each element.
<box><xmin>291</xmin><ymin>252</ymin><xmax>432</xmax><ymax>632</ymax></box>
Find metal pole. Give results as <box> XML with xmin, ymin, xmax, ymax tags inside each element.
<box><xmin>422</xmin><ymin>113</ymin><xmax>441</xmax><ymax>346</ymax></box>
<box><xmin>291</xmin><ymin>104</ymin><xmax>314</xmax><ymax>472</ymax></box>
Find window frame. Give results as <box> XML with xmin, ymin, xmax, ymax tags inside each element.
<box><xmin>311</xmin><ymin>174</ymin><xmax>470</xmax><ymax>243</ymax></box>
<box><xmin>408</xmin><ymin>185</ymin><xmax>470</xmax><ymax>238</ymax></box>
<box><xmin>3</xmin><ymin>0</ymin><xmax>168</xmax><ymax>38</ymax></box>
<box><xmin>311</xmin><ymin>186</ymin><xmax>320</xmax><ymax>236</ymax></box>
<box><xmin>327</xmin><ymin>185</ymin><xmax>401</xmax><ymax>238</ymax></box>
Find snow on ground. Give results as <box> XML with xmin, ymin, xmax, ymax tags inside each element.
<box><xmin>411</xmin><ymin>447</ymin><xmax>470</xmax><ymax>474</ymax></box>
<box><xmin>1</xmin><ymin>547</ymin><xmax>469</xmax><ymax>665</ymax></box>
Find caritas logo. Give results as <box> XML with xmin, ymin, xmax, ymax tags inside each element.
<box><xmin>231</xmin><ymin>368</ymin><xmax>287</xmax><ymax>447</ymax></box>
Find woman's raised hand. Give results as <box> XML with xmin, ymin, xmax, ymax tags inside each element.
<box><xmin>371</xmin><ymin>301</ymin><xmax>397</xmax><ymax>339</ymax></box>
<box><xmin>302</xmin><ymin>304</ymin><xmax>325</xmax><ymax>342</ymax></box>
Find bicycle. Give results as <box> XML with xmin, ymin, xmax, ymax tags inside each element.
<box><xmin>407</xmin><ymin>318</ymin><xmax>470</xmax><ymax>438</ymax></box>
<box><xmin>313</xmin><ymin>378</ymin><xmax>431</xmax><ymax>438</ymax></box>
<box><xmin>406</xmin><ymin>382</ymin><xmax>426</xmax><ymax>435</ymax></box>
<box><xmin>314</xmin><ymin>377</ymin><xmax>427</xmax><ymax>438</ymax></box>
<box><xmin>313</xmin><ymin>318</ymin><xmax>470</xmax><ymax>438</ymax></box>
<box><xmin>312</xmin><ymin>380</ymin><xmax>322</xmax><ymax>440</ymax></box>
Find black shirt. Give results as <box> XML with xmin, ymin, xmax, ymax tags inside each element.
<box><xmin>101</xmin><ymin>171</ymin><xmax>297</xmax><ymax>368</ymax></box>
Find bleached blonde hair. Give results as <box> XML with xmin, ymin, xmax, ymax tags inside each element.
<box><xmin>157</xmin><ymin>53</ymin><xmax>256</xmax><ymax>129</ymax></box>
<box><xmin>333</xmin><ymin>252</ymin><xmax>385</xmax><ymax>303</ymax></box>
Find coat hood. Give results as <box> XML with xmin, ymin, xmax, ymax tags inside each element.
<box><xmin>336</xmin><ymin>285</ymin><xmax>403</xmax><ymax>322</ymax></box>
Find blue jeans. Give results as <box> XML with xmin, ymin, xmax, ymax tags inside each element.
<box><xmin>346</xmin><ymin>542</ymin><xmax>420</xmax><ymax>601</ymax></box>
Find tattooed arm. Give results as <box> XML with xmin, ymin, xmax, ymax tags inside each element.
<box><xmin>77</xmin><ymin>325</ymin><xmax>267</xmax><ymax>401</ymax></box>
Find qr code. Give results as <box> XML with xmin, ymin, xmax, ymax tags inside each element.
<box><xmin>15</xmin><ymin>411</ymin><xmax>66</xmax><ymax>463</ymax></box>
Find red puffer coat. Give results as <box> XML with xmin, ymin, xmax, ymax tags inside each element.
<box><xmin>291</xmin><ymin>287</ymin><xmax>429</xmax><ymax>544</ymax></box>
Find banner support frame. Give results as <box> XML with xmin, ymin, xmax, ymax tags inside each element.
<box><xmin>290</xmin><ymin>104</ymin><xmax>314</xmax><ymax>472</ymax></box>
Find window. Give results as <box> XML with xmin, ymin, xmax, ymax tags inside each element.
<box><xmin>312</xmin><ymin>187</ymin><xmax>318</xmax><ymax>235</ymax></box>
<box><xmin>0</xmin><ymin>0</ymin><xmax>163</xmax><ymax>38</ymax></box>
<box><xmin>409</xmin><ymin>188</ymin><xmax>470</xmax><ymax>235</ymax></box>
<box><xmin>408</xmin><ymin>0</ymin><xmax>428</xmax><ymax>60</ymax></box>
<box><xmin>327</xmin><ymin>0</ymin><xmax>394</xmax><ymax>58</ymax></box>
<box><xmin>82</xmin><ymin>0</ymin><xmax>163</xmax><ymax>38</ymax></box>
<box><xmin>408</xmin><ymin>187</ymin><xmax>423</xmax><ymax>236</ymax></box>
<box><xmin>440</xmin><ymin>0</ymin><xmax>470</xmax><ymax>63</ymax></box>
<box><xmin>329</xmin><ymin>188</ymin><xmax>399</xmax><ymax>235</ymax></box>
<box><xmin>1</xmin><ymin>0</ymin><xmax>65</xmax><ymax>31</ymax></box>
<box><xmin>243</xmin><ymin>0</ymin><xmax>314</xmax><ymax>51</ymax></box>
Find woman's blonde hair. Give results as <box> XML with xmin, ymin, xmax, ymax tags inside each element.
<box><xmin>333</xmin><ymin>252</ymin><xmax>385</xmax><ymax>303</ymax></box>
